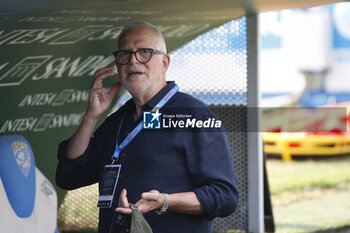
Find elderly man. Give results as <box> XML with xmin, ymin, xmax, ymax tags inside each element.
<box><xmin>56</xmin><ymin>22</ymin><xmax>238</xmax><ymax>233</ymax></box>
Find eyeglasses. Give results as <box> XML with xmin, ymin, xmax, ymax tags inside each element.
<box><xmin>113</xmin><ymin>48</ymin><xmax>165</xmax><ymax>65</ymax></box>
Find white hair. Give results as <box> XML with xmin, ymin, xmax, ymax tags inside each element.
<box><xmin>117</xmin><ymin>22</ymin><xmax>167</xmax><ymax>53</ymax></box>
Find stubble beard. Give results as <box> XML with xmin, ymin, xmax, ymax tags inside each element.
<box><xmin>121</xmin><ymin>74</ymin><xmax>163</xmax><ymax>95</ymax></box>
<box><xmin>121</xmin><ymin>76</ymin><xmax>150</xmax><ymax>94</ymax></box>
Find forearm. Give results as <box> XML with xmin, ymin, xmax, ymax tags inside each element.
<box><xmin>65</xmin><ymin>67</ymin><xmax>120</xmax><ymax>159</ymax></box>
<box><xmin>117</xmin><ymin>190</ymin><xmax>203</xmax><ymax>215</ymax></box>
<box><xmin>66</xmin><ymin>113</ymin><xmax>98</xmax><ymax>159</ymax></box>
<box><xmin>168</xmin><ymin>191</ymin><xmax>203</xmax><ymax>215</ymax></box>
<box><xmin>56</xmin><ymin>137</ymin><xmax>99</xmax><ymax>190</ymax></box>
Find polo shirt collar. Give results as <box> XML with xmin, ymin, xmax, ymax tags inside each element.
<box><xmin>143</xmin><ymin>81</ymin><xmax>176</xmax><ymax>110</ymax></box>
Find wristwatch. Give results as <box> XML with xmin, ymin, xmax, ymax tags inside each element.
<box><xmin>155</xmin><ymin>193</ymin><xmax>169</xmax><ymax>215</ymax></box>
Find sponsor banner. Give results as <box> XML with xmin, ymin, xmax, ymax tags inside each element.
<box><xmin>0</xmin><ymin>4</ymin><xmax>238</xmax><ymax>204</ymax></box>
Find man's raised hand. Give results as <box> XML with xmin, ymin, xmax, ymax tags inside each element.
<box><xmin>86</xmin><ymin>66</ymin><xmax>121</xmax><ymax>120</ymax></box>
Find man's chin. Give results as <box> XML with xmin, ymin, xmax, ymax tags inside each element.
<box><xmin>121</xmin><ymin>82</ymin><xmax>142</xmax><ymax>93</ymax></box>
<box><xmin>128</xmin><ymin>88</ymin><xmax>145</xmax><ymax>94</ymax></box>
<box><xmin>124</xmin><ymin>85</ymin><xmax>148</xmax><ymax>94</ymax></box>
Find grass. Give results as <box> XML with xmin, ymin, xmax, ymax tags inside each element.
<box><xmin>272</xmin><ymin>189</ymin><xmax>350</xmax><ymax>233</ymax></box>
<box><xmin>267</xmin><ymin>156</ymin><xmax>350</xmax><ymax>196</ymax></box>
<box><xmin>266</xmin><ymin>156</ymin><xmax>350</xmax><ymax>233</ymax></box>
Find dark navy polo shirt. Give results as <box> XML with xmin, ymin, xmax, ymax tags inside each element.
<box><xmin>56</xmin><ymin>81</ymin><xmax>239</xmax><ymax>233</ymax></box>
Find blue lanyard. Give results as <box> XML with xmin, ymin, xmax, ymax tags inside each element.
<box><xmin>112</xmin><ymin>85</ymin><xmax>179</xmax><ymax>162</ymax></box>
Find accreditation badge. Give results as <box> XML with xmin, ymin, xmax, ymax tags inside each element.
<box><xmin>97</xmin><ymin>164</ymin><xmax>121</xmax><ymax>208</ymax></box>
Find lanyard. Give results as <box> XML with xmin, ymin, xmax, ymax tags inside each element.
<box><xmin>112</xmin><ymin>85</ymin><xmax>179</xmax><ymax>162</ymax></box>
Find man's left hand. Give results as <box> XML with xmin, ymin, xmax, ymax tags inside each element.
<box><xmin>115</xmin><ymin>189</ymin><xmax>164</xmax><ymax>214</ymax></box>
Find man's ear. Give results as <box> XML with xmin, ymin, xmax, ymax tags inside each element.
<box><xmin>162</xmin><ymin>54</ymin><xmax>170</xmax><ymax>74</ymax></box>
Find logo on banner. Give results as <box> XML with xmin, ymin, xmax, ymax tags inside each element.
<box><xmin>143</xmin><ymin>110</ymin><xmax>162</xmax><ymax>129</ymax></box>
<box><xmin>12</xmin><ymin>141</ymin><xmax>31</xmax><ymax>177</ymax></box>
<box><xmin>0</xmin><ymin>56</ymin><xmax>51</xmax><ymax>87</ymax></box>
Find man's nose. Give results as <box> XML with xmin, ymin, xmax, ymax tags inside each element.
<box><xmin>129</xmin><ymin>52</ymin><xmax>139</xmax><ymax>64</ymax></box>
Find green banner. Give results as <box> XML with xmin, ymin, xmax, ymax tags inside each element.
<box><xmin>0</xmin><ymin>1</ymin><xmax>242</xmax><ymax>203</ymax></box>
